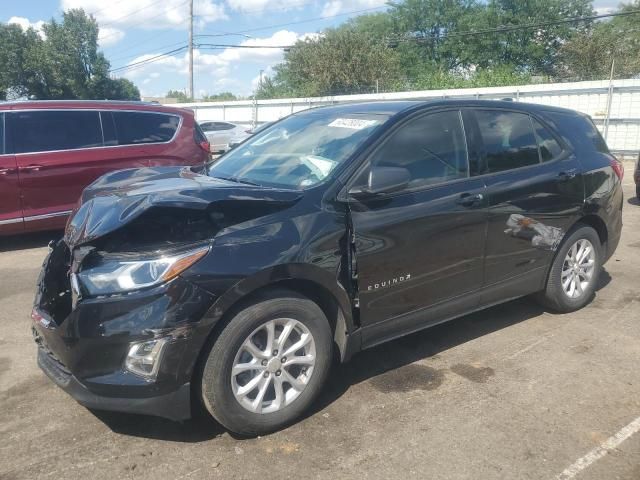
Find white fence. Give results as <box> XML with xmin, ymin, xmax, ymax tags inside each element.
<box><xmin>171</xmin><ymin>79</ymin><xmax>640</xmax><ymax>155</ymax></box>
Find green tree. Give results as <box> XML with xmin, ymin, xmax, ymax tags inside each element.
<box><xmin>0</xmin><ymin>9</ymin><xmax>140</xmax><ymax>100</ymax></box>
<box><xmin>202</xmin><ymin>91</ymin><xmax>237</xmax><ymax>102</ymax></box>
<box><xmin>166</xmin><ymin>89</ymin><xmax>192</xmax><ymax>102</ymax></box>
<box><xmin>559</xmin><ymin>0</ymin><xmax>640</xmax><ymax>80</ymax></box>
<box><xmin>257</xmin><ymin>27</ymin><xmax>404</xmax><ymax>98</ymax></box>
<box><xmin>0</xmin><ymin>23</ymin><xmax>42</xmax><ymax>100</ymax></box>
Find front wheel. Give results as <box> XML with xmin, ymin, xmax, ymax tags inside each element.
<box><xmin>199</xmin><ymin>290</ymin><xmax>333</xmax><ymax>436</ymax></box>
<box><xmin>536</xmin><ymin>224</ymin><xmax>602</xmax><ymax>313</ymax></box>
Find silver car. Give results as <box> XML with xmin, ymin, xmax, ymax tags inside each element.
<box><xmin>199</xmin><ymin>121</ymin><xmax>249</xmax><ymax>152</ymax></box>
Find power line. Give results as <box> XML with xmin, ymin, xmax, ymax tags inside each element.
<box><xmin>109</xmin><ymin>8</ymin><xmax>640</xmax><ymax>76</ymax></box>
<box><xmin>100</xmin><ymin>0</ymin><xmax>187</xmax><ymax>28</ymax></box>
<box><xmin>389</xmin><ymin>9</ymin><xmax>640</xmax><ymax>44</ymax></box>
<box><xmin>108</xmin><ymin>5</ymin><xmax>389</xmax><ymax>72</ymax></box>
<box><xmin>201</xmin><ymin>5</ymin><xmax>389</xmax><ymax>36</ymax></box>
<box><xmin>97</xmin><ymin>0</ymin><xmax>190</xmax><ymax>43</ymax></box>
<box><xmin>109</xmin><ymin>45</ymin><xmax>188</xmax><ymax>73</ymax></box>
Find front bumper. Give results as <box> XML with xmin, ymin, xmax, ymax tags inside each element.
<box><xmin>37</xmin><ymin>347</ymin><xmax>192</xmax><ymax>420</ymax></box>
<box><xmin>32</xmin><ymin>242</ymin><xmax>217</xmax><ymax>421</ymax></box>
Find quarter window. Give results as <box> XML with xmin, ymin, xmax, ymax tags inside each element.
<box><xmin>475</xmin><ymin>110</ymin><xmax>540</xmax><ymax>173</ymax></box>
<box><xmin>368</xmin><ymin>110</ymin><xmax>469</xmax><ymax>190</ymax></box>
<box><xmin>532</xmin><ymin>119</ymin><xmax>562</xmax><ymax>161</ymax></box>
<box><xmin>10</xmin><ymin>111</ymin><xmax>102</xmax><ymax>154</ymax></box>
<box><xmin>111</xmin><ymin>112</ymin><xmax>179</xmax><ymax>145</ymax></box>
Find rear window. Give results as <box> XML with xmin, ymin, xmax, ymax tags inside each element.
<box><xmin>111</xmin><ymin>111</ymin><xmax>179</xmax><ymax>145</ymax></box>
<box><xmin>9</xmin><ymin>110</ymin><xmax>102</xmax><ymax>154</ymax></box>
<box><xmin>475</xmin><ymin>110</ymin><xmax>540</xmax><ymax>173</ymax></box>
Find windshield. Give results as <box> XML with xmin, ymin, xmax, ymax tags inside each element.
<box><xmin>208</xmin><ymin>110</ymin><xmax>388</xmax><ymax>189</ymax></box>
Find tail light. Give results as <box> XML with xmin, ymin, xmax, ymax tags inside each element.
<box><xmin>610</xmin><ymin>156</ymin><xmax>624</xmax><ymax>181</ymax></box>
<box><xmin>198</xmin><ymin>140</ymin><xmax>210</xmax><ymax>153</ymax></box>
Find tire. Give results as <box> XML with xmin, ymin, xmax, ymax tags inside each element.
<box><xmin>636</xmin><ymin>184</ymin><xmax>640</xmax><ymax>201</ymax></box>
<box><xmin>200</xmin><ymin>290</ymin><xmax>333</xmax><ymax>436</ymax></box>
<box><xmin>536</xmin><ymin>224</ymin><xmax>602</xmax><ymax>313</ymax></box>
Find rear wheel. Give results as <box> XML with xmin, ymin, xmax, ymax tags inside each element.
<box><xmin>536</xmin><ymin>224</ymin><xmax>602</xmax><ymax>313</ymax></box>
<box><xmin>200</xmin><ymin>290</ymin><xmax>332</xmax><ymax>436</ymax></box>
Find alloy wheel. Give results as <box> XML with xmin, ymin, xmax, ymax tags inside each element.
<box><xmin>561</xmin><ymin>238</ymin><xmax>596</xmax><ymax>299</ymax></box>
<box><xmin>231</xmin><ymin>318</ymin><xmax>316</xmax><ymax>414</ymax></box>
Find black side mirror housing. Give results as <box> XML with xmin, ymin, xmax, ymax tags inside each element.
<box><xmin>350</xmin><ymin>166</ymin><xmax>410</xmax><ymax>198</ymax></box>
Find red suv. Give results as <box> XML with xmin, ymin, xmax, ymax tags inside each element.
<box><xmin>0</xmin><ymin>100</ymin><xmax>210</xmax><ymax>235</ymax></box>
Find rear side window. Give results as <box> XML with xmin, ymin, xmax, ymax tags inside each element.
<box><xmin>475</xmin><ymin>110</ymin><xmax>539</xmax><ymax>173</ymax></box>
<box><xmin>194</xmin><ymin>122</ymin><xmax>208</xmax><ymax>144</ymax></box>
<box><xmin>369</xmin><ymin>110</ymin><xmax>469</xmax><ymax>190</ymax></box>
<box><xmin>9</xmin><ymin>110</ymin><xmax>102</xmax><ymax>154</ymax></box>
<box><xmin>111</xmin><ymin>111</ymin><xmax>179</xmax><ymax>145</ymax></box>
<box><xmin>532</xmin><ymin>119</ymin><xmax>563</xmax><ymax>162</ymax></box>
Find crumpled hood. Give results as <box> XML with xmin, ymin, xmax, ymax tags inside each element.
<box><xmin>64</xmin><ymin>166</ymin><xmax>302</xmax><ymax>248</ymax></box>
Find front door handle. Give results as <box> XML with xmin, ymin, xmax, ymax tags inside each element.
<box><xmin>0</xmin><ymin>168</ymin><xmax>13</xmax><ymax>176</ymax></box>
<box><xmin>557</xmin><ymin>169</ymin><xmax>577</xmax><ymax>182</ymax></box>
<box><xmin>457</xmin><ymin>192</ymin><xmax>484</xmax><ymax>207</ymax></box>
<box><xmin>21</xmin><ymin>164</ymin><xmax>44</xmax><ymax>173</ymax></box>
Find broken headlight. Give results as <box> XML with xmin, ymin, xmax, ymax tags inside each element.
<box><xmin>77</xmin><ymin>245</ymin><xmax>210</xmax><ymax>296</ymax></box>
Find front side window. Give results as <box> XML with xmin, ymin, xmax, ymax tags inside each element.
<box><xmin>475</xmin><ymin>110</ymin><xmax>539</xmax><ymax>173</ymax></box>
<box><xmin>366</xmin><ymin>110</ymin><xmax>469</xmax><ymax>190</ymax></box>
<box><xmin>208</xmin><ymin>111</ymin><xmax>387</xmax><ymax>189</ymax></box>
<box><xmin>112</xmin><ymin>111</ymin><xmax>179</xmax><ymax>145</ymax></box>
<box><xmin>10</xmin><ymin>110</ymin><xmax>102</xmax><ymax>154</ymax></box>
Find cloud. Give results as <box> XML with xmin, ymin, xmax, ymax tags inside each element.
<box><xmin>98</xmin><ymin>27</ymin><xmax>125</xmax><ymax>47</ymax></box>
<box><xmin>8</xmin><ymin>16</ymin><xmax>46</xmax><ymax>37</ymax></box>
<box><xmin>225</xmin><ymin>0</ymin><xmax>303</xmax><ymax>14</ymax></box>
<box><xmin>118</xmin><ymin>30</ymin><xmax>316</xmax><ymax>96</ymax></box>
<box><xmin>60</xmin><ymin>0</ymin><xmax>227</xmax><ymax>30</ymax></box>
<box><xmin>320</xmin><ymin>0</ymin><xmax>387</xmax><ymax>17</ymax></box>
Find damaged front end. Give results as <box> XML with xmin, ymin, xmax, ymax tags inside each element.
<box><xmin>32</xmin><ymin>166</ymin><xmax>302</xmax><ymax>420</ymax></box>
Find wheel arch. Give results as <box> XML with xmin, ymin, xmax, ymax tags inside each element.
<box><xmin>196</xmin><ymin>264</ymin><xmax>356</xmax><ymax>368</ymax></box>
<box><xmin>576</xmin><ymin>214</ymin><xmax>608</xmax><ymax>248</ymax></box>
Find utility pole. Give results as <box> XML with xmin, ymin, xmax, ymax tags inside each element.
<box><xmin>188</xmin><ymin>0</ymin><xmax>194</xmax><ymax>101</ymax></box>
<box><xmin>604</xmin><ymin>57</ymin><xmax>615</xmax><ymax>141</ymax></box>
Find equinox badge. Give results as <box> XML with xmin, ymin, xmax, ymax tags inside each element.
<box><xmin>367</xmin><ymin>274</ymin><xmax>411</xmax><ymax>291</ymax></box>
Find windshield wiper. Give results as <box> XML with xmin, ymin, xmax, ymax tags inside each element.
<box><xmin>213</xmin><ymin>175</ymin><xmax>261</xmax><ymax>186</ymax></box>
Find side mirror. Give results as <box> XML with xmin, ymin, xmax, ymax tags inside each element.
<box><xmin>349</xmin><ymin>166</ymin><xmax>410</xmax><ymax>198</ymax></box>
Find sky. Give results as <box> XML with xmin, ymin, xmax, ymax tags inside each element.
<box><xmin>1</xmin><ymin>0</ymin><xmax>622</xmax><ymax>99</ymax></box>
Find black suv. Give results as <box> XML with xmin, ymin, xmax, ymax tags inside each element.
<box><xmin>32</xmin><ymin>100</ymin><xmax>623</xmax><ymax>435</ymax></box>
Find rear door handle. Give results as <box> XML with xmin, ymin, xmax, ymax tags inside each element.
<box><xmin>21</xmin><ymin>164</ymin><xmax>44</xmax><ymax>173</ymax></box>
<box><xmin>557</xmin><ymin>169</ymin><xmax>577</xmax><ymax>182</ymax></box>
<box><xmin>457</xmin><ymin>192</ymin><xmax>484</xmax><ymax>207</ymax></box>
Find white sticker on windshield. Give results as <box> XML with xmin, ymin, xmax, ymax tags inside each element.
<box><xmin>328</xmin><ymin>118</ymin><xmax>378</xmax><ymax>130</ymax></box>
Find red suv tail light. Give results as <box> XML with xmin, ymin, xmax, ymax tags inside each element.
<box><xmin>198</xmin><ymin>140</ymin><xmax>210</xmax><ymax>153</ymax></box>
<box><xmin>610</xmin><ymin>157</ymin><xmax>624</xmax><ymax>181</ymax></box>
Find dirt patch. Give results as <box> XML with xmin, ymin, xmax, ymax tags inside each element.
<box><xmin>450</xmin><ymin>364</ymin><xmax>495</xmax><ymax>383</ymax></box>
<box><xmin>369</xmin><ymin>363</ymin><xmax>445</xmax><ymax>393</ymax></box>
<box><xmin>0</xmin><ymin>357</ymin><xmax>11</xmax><ymax>377</ymax></box>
